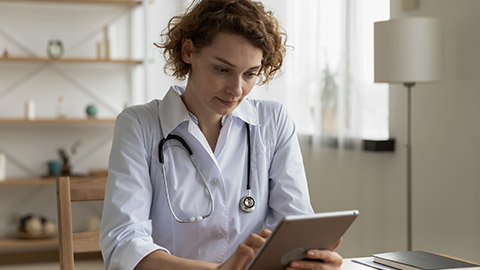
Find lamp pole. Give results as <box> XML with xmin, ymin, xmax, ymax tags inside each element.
<box><xmin>405</xmin><ymin>82</ymin><xmax>415</xmax><ymax>251</ymax></box>
<box><xmin>375</xmin><ymin>17</ymin><xmax>443</xmax><ymax>252</ymax></box>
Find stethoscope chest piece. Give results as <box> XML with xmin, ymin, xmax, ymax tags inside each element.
<box><xmin>240</xmin><ymin>192</ymin><xmax>255</xmax><ymax>213</ymax></box>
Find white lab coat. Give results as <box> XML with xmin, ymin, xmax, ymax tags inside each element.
<box><xmin>100</xmin><ymin>86</ymin><xmax>314</xmax><ymax>270</ymax></box>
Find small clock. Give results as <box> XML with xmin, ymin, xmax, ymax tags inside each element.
<box><xmin>47</xmin><ymin>39</ymin><xmax>64</xmax><ymax>59</ymax></box>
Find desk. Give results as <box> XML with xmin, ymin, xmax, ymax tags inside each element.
<box><xmin>344</xmin><ymin>254</ymin><xmax>480</xmax><ymax>269</ymax></box>
<box><xmin>343</xmin><ymin>258</ymin><xmax>372</xmax><ymax>269</ymax></box>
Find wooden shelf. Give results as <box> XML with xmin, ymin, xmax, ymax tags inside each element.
<box><xmin>0</xmin><ymin>249</ymin><xmax>102</xmax><ymax>265</ymax></box>
<box><xmin>0</xmin><ymin>56</ymin><xmax>142</xmax><ymax>65</ymax></box>
<box><xmin>0</xmin><ymin>177</ymin><xmax>57</xmax><ymax>186</ymax></box>
<box><xmin>0</xmin><ymin>118</ymin><xmax>115</xmax><ymax>125</ymax></box>
<box><xmin>0</xmin><ymin>175</ymin><xmax>106</xmax><ymax>186</ymax></box>
<box><xmin>0</xmin><ymin>0</ymin><xmax>142</xmax><ymax>6</ymax></box>
<box><xmin>0</xmin><ymin>237</ymin><xmax>58</xmax><ymax>249</ymax></box>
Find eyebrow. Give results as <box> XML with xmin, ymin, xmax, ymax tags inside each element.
<box><xmin>214</xmin><ymin>56</ymin><xmax>261</xmax><ymax>71</ymax></box>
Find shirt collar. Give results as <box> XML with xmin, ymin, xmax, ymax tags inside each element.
<box><xmin>158</xmin><ymin>85</ymin><xmax>260</xmax><ymax>136</ymax></box>
<box><xmin>158</xmin><ymin>86</ymin><xmax>190</xmax><ymax>136</ymax></box>
<box><xmin>232</xmin><ymin>98</ymin><xmax>260</xmax><ymax>127</ymax></box>
<box><xmin>187</xmin><ymin>111</ymin><xmax>229</xmax><ymax>127</ymax></box>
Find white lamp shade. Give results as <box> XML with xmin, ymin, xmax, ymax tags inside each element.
<box><xmin>374</xmin><ymin>17</ymin><xmax>444</xmax><ymax>83</ymax></box>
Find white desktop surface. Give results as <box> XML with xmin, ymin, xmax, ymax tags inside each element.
<box><xmin>342</xmin><ymin>258</ymin><xmax>374</xmax><ymax>269</ymax></box>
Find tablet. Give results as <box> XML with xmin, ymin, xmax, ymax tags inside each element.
<box><xmin>246</xmin><ymin>210</ymin><xmax>359</xmax><ymax>270</ymax></box>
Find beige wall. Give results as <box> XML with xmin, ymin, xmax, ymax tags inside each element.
<box><xmin>391</xmin><ymin>0</ymin><xmax>480</xmax><ymax>262</ymax></box>
<box><xmin>301</xmin><ymin>0</ymin><xmax>480</xmax><ymax>262</ymax></box>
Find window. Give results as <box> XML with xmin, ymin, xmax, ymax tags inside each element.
<box><xmin>251</xmin><ymin>0</ymin><xmax>390</xmax><ymax>141</ymax></box>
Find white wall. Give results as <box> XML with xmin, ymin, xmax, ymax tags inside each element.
<box><xmin>144</xmin><ymin>0</ymin><xmax>186</xmax><ymax>101</ymax></box>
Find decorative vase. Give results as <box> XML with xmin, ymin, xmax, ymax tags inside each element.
<box><xmin>86</xmin><ymin>104</ymin><xmax>98</xmax><ymax>118</ymax></box>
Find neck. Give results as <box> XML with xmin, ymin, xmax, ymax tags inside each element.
<box><xmin>181</xmin><ymin>93</ymin><xmax>222</xmax><ymax>152</ymax></box>
<box><xmin>197</xmin><ymin>117</ymin><xmax>222</xmax><ymax>152</ymax></box>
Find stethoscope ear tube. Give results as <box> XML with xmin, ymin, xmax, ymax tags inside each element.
<box><xmin>159</xmin><ymin>134</ymin><xmax>194</xmax><ymax>163</ymax></box>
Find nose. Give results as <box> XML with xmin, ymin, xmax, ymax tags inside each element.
<box><xmin>226</xmin><ymin>75</ymin><xmax>243</xmax><ymax>97</ymax></box>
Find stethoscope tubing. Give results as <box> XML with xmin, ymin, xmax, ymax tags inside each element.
<box><xmin>159</xmin><ymin>122</ymin><xmax>254</xmax><ymax>223</ymax></box>
<box><xmin>160</xmin><ymin>146</ymin><xmax>214</xmax><ymax>223</ymax></box>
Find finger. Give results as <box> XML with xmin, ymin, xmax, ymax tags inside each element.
<box><xmin>331</xmin><ymin>237</ymin><xmax>342</xmax><ymax>251</ymax></box>
<box><xmin>235</xmin><ymin>243</ymin><xmax>257</xmax><ymax>269</ymax></box>
<box><xmin>287</xmin><ymin>260</ymin><xmax>325</xmax><ymax>270</ymax></box>
<box><xmin>305</xmin><ymin>250</ymin><xmax>343</xmax><ymax>265</ymax></box>
<box><xmin>287</xmin><ymin>258</ymin><xmax>342</xmax><ymax>270</ymax></box>
<box><xmin>219</xmin><ymin>243</ymin><xmax>256</xmax><ymax>270</ymax></box>
<box><xmin>243</xmin><ymin>233</ymin><xmax>268</xmax><ymax>253</ymax></box>
<box><xmin>285</xmin><ymin>251</ymin><xmax>342</xmax><ymax>270</ymax></box>
<box><xmin>259</xmin><ymin>228</ymin><xmax>271</xmax><ymax>238</ymax></box>
<box><xmin>220</xmin><ymin>231</ymin><xmax>272</xmax><ymax>270</ymax></box>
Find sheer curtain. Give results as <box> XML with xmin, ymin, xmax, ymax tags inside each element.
<box><xmin>252</xmin><ymin>0</ymin><xmax>390</xmax><ymax>148</ymax></box>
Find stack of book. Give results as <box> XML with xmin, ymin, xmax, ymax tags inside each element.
<box><xmin>372</xmin><ymin>251</ymin><xmax>480</xmax><ymax>270</ymax></box>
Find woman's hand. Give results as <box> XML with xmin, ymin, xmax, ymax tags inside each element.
<box><xmin>285</xmin><ymin>238</ymin><xmax>343</xmax><ymax>270</ymax></box>
<box><xmin>217</xmin><ymin>229</ymin><xmax>271</xmax><ymax>270</ymax></box>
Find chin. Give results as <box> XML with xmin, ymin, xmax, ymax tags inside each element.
<box><xmin>215</xmin><ymin>107</ymin><xmax>236</xmax><ymax>116</ymax></box>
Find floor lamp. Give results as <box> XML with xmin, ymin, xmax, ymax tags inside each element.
<box><xmin>374</xmin><ymin>17</ymin><xmax>444</xmax><ymax>251</ymax></box>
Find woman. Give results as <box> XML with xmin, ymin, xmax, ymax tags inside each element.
<box><xmin>100</xmin><ymin>0</ymin><xmax>343</xmax><ymax>269</ymax></box>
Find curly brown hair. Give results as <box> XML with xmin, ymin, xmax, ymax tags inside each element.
<box><xmin>155</xmin><ymin>0</ymin><xmax>286</xmax><ymax>84</ymax></box>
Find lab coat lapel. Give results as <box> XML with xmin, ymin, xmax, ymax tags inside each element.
<box><xmin>157</xmin><ymin>86</ymin><xmax>190</xmax><ymax>136</ymax></box>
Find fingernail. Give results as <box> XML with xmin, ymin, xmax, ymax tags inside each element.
<box><xmin>291</xmin><ymin>262</ymin><xmax>299</xmax><ymax>267</ymax></box>
<box><xmin>308</xmin><ymin>250</ymin><xmax>315</xmax><ymax>256</ymax></box>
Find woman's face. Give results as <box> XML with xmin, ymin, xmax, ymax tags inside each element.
<box><xmin>181</xmin><ymin>32</ymin><xmax>263</xmax><ymax>122</ymax></box>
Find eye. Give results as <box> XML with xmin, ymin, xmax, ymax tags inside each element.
<box><xmin>215</xmin><ymin>67</ymin><xmax>229</xmax><ymax>74</ymax></box>
<box><xmin>244</xmin><ymin>72</ymin><xmax>258</xmax><ymax>80</ymax></box>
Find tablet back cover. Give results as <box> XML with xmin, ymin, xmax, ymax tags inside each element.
<box><xmin>247</xmin><ymin>210</ymin><xmax>358</xmax><ymax>270</ymax></box>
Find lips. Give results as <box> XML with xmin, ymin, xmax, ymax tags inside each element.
<box><xmin>217</xmin><ymin>97</ymin><xmax>238</xmax><ymax>107</ymax></box>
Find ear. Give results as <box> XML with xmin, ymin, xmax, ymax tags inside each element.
<box><xmin>181</xmin><ymin>39</ymin><xmax>195</xmax><ymax>64</ymax></box>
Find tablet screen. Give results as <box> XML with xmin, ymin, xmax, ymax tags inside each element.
<box><xmin>246</xmin><ymin>210</ymin><xmax>359</xmax><ymax>270</ymax></box>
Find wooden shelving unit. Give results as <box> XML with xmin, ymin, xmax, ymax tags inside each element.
<box><xmin>0</xmin><ymin>0</ymin><xmax>140</xmax><ymax>259</ymax></box>
<box><xmin>0</xmin><ymin>56</ymin><xmax>142</xmax><ymax>65</ymax></box>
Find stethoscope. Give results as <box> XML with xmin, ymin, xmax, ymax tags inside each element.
<box><xmin>159</xmin><ymin>122</ymin><xmax>255</xmax><ymax>223</ymax></box>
